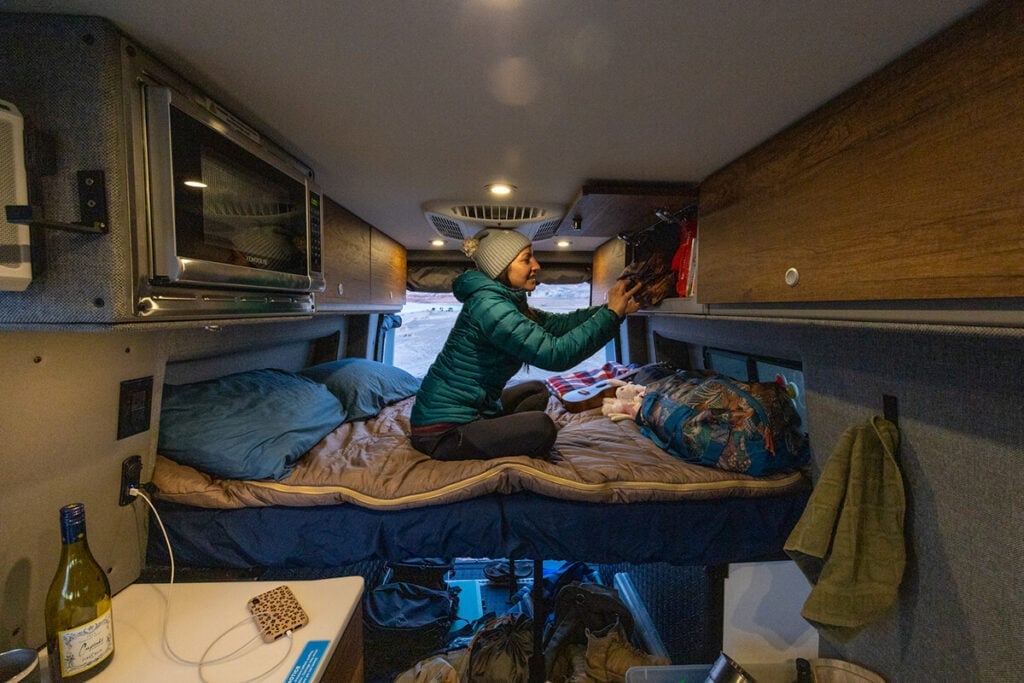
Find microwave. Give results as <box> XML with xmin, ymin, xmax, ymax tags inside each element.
<box><xmin>0</xmin><ymin>15</ymin><xmax>327</xmax><ymax>323</ymax></box>
<box><xmin>137</xmin><ymin>80</ymin><xmax>324</xmax><ymax>318</ymax></box>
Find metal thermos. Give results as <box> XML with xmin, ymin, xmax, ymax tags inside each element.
<box><xmin>706</xmin><ymin>652</ymin><xmax>757</xmax><ymax>683</ymax></box>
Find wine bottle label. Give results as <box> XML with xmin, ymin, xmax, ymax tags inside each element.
<box><xmin>57</xmin><ymin>607</ymin><xmax>114</xmax><ymax>677</ymax></box>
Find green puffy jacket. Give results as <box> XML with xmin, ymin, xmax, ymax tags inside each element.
<box><xmin>411</xmin><ymin>270</ymin><xmax>622</xmax><ymax>427</ymax></box>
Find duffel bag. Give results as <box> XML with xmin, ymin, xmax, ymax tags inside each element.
<box><xmin>363</xmin><ymin>581</ymin><xmax>458</xmax><ymax>677</ymax></box>
<box><xmin>637</xmin><ymin>371</ymin><xmax>809</xmax><ymax>476</ymax></box>
<box><xmin>384</xmin><ymin>557</ymin><xmax>455</xmax><ymax>591</ymax></box>
<box><xmin>542</xmin><ymin>581</ymin><xmax>635</xmax><ymax>681</ymax></box>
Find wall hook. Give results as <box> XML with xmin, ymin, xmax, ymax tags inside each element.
<box><xmin>882</xmin><ymin>394</ymin><xmax>899</xmax><ymax>427</ymax></box>
<box><xmin>5</xmin><ymin>169</ymin><xmax>109</xmax><ymax>234</ymax></box>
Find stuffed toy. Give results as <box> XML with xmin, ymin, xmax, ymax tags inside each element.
<box><xmin>601</xmin><ymin>382</ymin><xmax>647</xmax><ymax>422</ymax></box>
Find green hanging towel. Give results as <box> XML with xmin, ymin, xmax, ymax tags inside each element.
<box><xmin>784</xmin><ymin>416</ymin><xmax>905</xmax><ymax>642</ymax></box>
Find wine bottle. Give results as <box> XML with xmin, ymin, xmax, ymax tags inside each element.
<box><xmin>44</xmin><ymin>503</ymin><xmax>114</xmax><ymax>681</ymax></box>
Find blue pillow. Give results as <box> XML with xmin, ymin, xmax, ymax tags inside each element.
<box><xmin>300</xmin><ymin>358</ymin><xmax>421</xmax><ymax>421</ymax></box>
<box><xmin>158</xmin><ymin>368</ymin><xmax>343</xmax><ymax>480</ymax></box>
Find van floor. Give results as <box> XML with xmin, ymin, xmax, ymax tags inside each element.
<box><xmin>445</xmin><ymin>558</ymin><xmax>721</xmax><ymax>666</ymax></box>
<box><xmin>446</xmin><ymin>558</ymin><xmax>564</xmax><ymax>625</ymax></box>
<box><xmin>143</xmin><ymin>557</ymin><xmax>721</xmax><ymax>675</ymax></box>
<box><xmin>362</xmin><ymin>557</ymin><xmax>721</xmax><ymax>681</ymax></box>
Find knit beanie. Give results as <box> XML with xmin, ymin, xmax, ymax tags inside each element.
<box><xmin>461</xmin><ymin>228</ymin><xmax>532</xmax><ymax>279</ymax></box>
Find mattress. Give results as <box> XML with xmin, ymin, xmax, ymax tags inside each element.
<box><xmin>147</xmin><ymin>395</ymin><xmax>810</xmax><ymax>569</ymax></box>
<box><xmin>152</xmin><ymin>396</ymin><xmax>808</xmax><ymax>511</ymax></box>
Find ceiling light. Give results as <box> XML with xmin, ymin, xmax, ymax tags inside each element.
<box><xmin>555</xmin><ymin>239</ymin><xmax>571</xmax><ymax>248</ymax></box>
<box><xmin>430</xmin><ymin>239</ymin><xmax>445</xmax><ymax>247</ymax></box>
<box><xmin>183</xmin><ymin>180</ymin><xmax>207</xmax><ymax>188</ymax></box>
<box><xmin>486</xmin><ymin>183</ymin><xmax>515</xmax><ymax>196</ymax></box>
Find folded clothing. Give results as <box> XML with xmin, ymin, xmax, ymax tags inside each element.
<box><xmin>544</xmin><ymin>362</ymin><xmax>635</xmax><ymax>395</ymax></box>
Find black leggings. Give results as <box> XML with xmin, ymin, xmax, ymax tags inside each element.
<box><xmin>413</xmin><ymin>380</ymin><xmax>557</xmax><ymax>461</ymax></box>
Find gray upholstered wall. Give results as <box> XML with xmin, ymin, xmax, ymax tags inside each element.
<box><xmin>0</xmin><ymin>314</ymin><xmax>350</xmax><ymax>650</ymax></box>
<box><xmin>645</xmin><ymin>314</ymin><xmax>1023</xmax><ymax>681</ymax></box>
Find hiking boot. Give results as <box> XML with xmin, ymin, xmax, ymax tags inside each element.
<box><xmin>584</xmin><ymin>620</ymin><xmax>670</xmax><ymax>683</ymax></box>
<box><xmin>566</xmin><ymin>643</ymin><xmax>596</xmax><ymax>683</ymax></box>
<box><xmin>483</xmin><ymin>559</ymin><xmax>533</xmax><ymax>586</ymax></box>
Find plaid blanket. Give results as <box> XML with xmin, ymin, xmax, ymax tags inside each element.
<box><xmin>544</xmin><ymin>361</ymin><xmax>636</xmax><ymax>395</ymax></box>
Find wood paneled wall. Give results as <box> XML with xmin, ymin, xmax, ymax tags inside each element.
<box><xmin>698</xmin><ymin>0</ymin><xmax>1024</xmax><ymax>304</ymax></box>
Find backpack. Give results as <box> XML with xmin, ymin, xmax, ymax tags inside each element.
<box><xmin>463</xmin><ymin>613</ymin><xmax>533</xmax><ymax>683</ymax></box>
<box><xmin>507</xmin><ymin>561</ymin><xmax>600</xmax><ymax>621</ymax></box>
<box><xmin>637</xmin><ymin>371</ymin><xmax>810</xmax><ymax>476</ymax></box>
<box><xmin>362</xmin><ymin>581</ymin><xmax>459</xmax><ymax>677</ymax></box>
<box><xmin>542</xmin><ymin>582</ymin><xmax>635</xmax><ymax>681</ymax></box>
<box><xmin>385</xmin><ymin>557</ymin><xmax>455</xmax><ymax>592</ymax></box>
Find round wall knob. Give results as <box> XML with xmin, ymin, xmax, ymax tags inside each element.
<box><xmin>784</xmin><ymin>267</ymin><xmax>800</xmax><ymax>287</ymax></box>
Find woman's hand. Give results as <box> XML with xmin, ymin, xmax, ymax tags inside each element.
<box><xmin>607</xmin><ymin>278</ymin><xmax>643</xmax><ymax>318</ymax></box>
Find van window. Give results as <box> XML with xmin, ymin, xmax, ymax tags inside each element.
<box><xmin>394</xmin><ymin>282</ymin><xmax>608</xmax><ymax>380</ymax></box>
<box><xmin>704</xmin><ymin>347</ymin><xmax>808</xmax><ymax>430</ymax></box>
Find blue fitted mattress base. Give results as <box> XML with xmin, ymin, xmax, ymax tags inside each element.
<box><xmin>147</xmin><ymin>489</ymin><xmax>809</xmax><ymax>569</ymax></box>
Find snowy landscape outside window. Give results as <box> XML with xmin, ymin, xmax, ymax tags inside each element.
<box><xmin>393</xmin><ymin>282</ymin><xmax>608</xmax><ymax>381</ymax></box>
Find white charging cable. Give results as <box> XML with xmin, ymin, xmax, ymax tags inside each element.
<box><xmin>130</xmin><ymin>486</ymin><xmax>296</xmax><ymax>682</ymax></box>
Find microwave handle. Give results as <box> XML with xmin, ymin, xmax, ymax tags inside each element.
<box><xmin>143</xmin><ymin>85</ymin><xmax>182</xmax><ymax>282</ymax></box>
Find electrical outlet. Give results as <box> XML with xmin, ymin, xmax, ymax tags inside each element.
<box><xmin>117</xmin><ymin>377</ymin><xmax>153</xmax><ymax>440</ymax></box>
<box><xmin>119</xmin><ymin>455</ymin><xmax>142</xmax><ymax>506</ymax></box>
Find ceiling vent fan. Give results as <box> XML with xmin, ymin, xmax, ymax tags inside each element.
<box><xmin>423</xmin><ymin>200</ymin><xmax>565</xmax><ymax>242</ymax></box>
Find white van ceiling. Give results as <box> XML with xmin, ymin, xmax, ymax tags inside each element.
<box><xmin>4</xmin><ymin>0</ymin><xmax>986</xmax><ymax>251</ymax></box>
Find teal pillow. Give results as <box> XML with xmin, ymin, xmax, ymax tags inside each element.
<box><xmin>300</xmin><ymin>358</ymin><xmax>421</xmax><ymax>421</ymax></box>
<box><xmin>158</xmin><ymin>369</ymin><xmax>343</xmax><ymax>480</ymax></box>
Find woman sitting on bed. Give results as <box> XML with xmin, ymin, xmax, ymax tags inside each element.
<box><xmin>410</xmin><ymin>228</ymin><xmax>641</xmax><ymax>461</ymax></box>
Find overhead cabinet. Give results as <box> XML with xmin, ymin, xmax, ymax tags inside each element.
<box><xmin>697</xmin><ymin>0</ymin><xmax>1024</xmax><ymax>305</ymax></box>
<box><xmin>565</xmin><ymin>181</ymin><xmax>700</xmax><ymax>311</ymax></box>
<box><xmin>556</xmin><ymin>180</ymin><xmax>698</xmax><ymax>240</ymax></box>
<box><xmin>370</xmin><ymin>229</ymin><xmax>406</xmax><ymax>309</ymax></box>
<box><xmin>319</xmin><ymin>197</ymin><xmax>372</xmax><ymax>307</ymax></box>
<box><xmin>318</xmin><ymin>196</ymin><xmax>405</xmax><ymax>312</ymax></box>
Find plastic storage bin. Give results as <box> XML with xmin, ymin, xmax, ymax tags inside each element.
<box><xmin>625</xmin><ymin>665</ymin><xmax>713</xmax><ymax>682</ymax></box>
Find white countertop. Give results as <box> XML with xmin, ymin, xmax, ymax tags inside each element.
<box><xmin>41</xmin><ymin>576</ymin><xmax>363</xmax><ymax>683</ymax></box>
